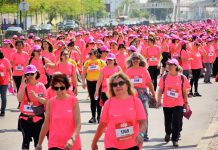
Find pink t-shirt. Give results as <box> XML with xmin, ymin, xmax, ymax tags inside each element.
<box><xmin>180</xmin><ymin>50</ymin><xmax>191</xmax><ymax>70</ymax></box>
<box><xmin>1</xmin><ymin>48</ymin><xmax>16</xmax><ymax>60</ymax></box>
<box><xmin>203</xmin><ymin>45</ymin><xmax>216</xmax><ymax>63</ymax></box>
<box><xmin>0</xmin><ymin>58</ymin><xmax>11</xmax><ymax>85</ymax></box>
<box><xmin>161</xmin><ymin>44</ymin><xmax>170</xmax><ymax>53</ymax></box>
<box><xmin>158</xmin><ymin>74</ymin><xmax>190</xmax><ymax>107</ymax></box>
<box><xmin>54</xmin><ymin>49</ymin><xmax>63</xmax><ymax>62</ymax></box>
<box><xmin>55</xmin><ymin>62</ymin><xmax>76</xmax><ymax>85</ymax></box>
<box><xmin>48</xmin><ymin>95</ymin><xmax>81</xmax><ymax>149</ymax></box>
<box><xmin>29</xmin><ymin>57</ymin><xmax>47</xmax><ymax>85</ymax></box>
<box><xmin>213</xmin><ymin>43</ymin><xmax>218</xmax><ymax>57</ymax></box>
<box><xmin>100</xmin><ymin>96</ymin><xmax>146</xmax><ymax>149</ymax></box>
<box><xmin>145</xmin><ymin>45</ymin><xmax>161</xmax><ymax>66</ymax></box>
<box><xmin>116</xmin><ymin>52</ymin><xmax>128</xmax><ymax>72</ymax></box>
<box><xmin>41</xmin><ymin>51</ymin><xmax>56</xmax><ymax>75</ymax></box>
<box><xmin>100</xmin><ymin>66</ymin><xmax>121</xmax><ymax>92</ymax></box>
<box><xmin>10</xmin><ymin>52</ymin><xmax>29</xmax><ymax>76</ymax></box>
<box><xmin>126</xmin><ymin>67</ymin><xmax>152</xmax><ymax>89</ymax></box>
<box><xmin>19</xmin><ymin>82</ymin><xmax>47</xmax><ymax>116</ymax></box>
<box><xmin>191</xmin><ymin>50</ymin><xmax>203</xmax><ymax>69</ymax></box>
<box><xmin>70</xmin><ymin>50</ymin><xmax>80</xmax><ymax>62</ymax></box>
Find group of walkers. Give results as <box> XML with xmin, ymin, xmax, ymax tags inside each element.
<box><xmin>0</xmin><ymin>19</ymin><xmax>218</xmax><ymax>150</ymax></box>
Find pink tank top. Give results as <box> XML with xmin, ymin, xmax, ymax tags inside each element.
<box><xmin>48</xmin><ymin>95</ymin><xmax>81</xmax><ymax>149</ymax></box>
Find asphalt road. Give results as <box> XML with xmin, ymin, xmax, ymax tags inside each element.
<box><xmin>0</xmin><ymin>78</ymin><xmax>218</xmax><ymax>150</ymax></box>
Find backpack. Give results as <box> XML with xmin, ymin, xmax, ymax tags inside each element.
<box><xmin>162</xmin><ymin>73</ymin><xmax>185</xmax><ymax>98</ymax></box>
<box><xmin>0</xmin><ymin>62</ymin><xmax>6</xmax><ymax>85</ymax></box>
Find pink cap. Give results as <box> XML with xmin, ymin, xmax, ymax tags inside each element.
<box><xmin>24</xmin><ymin>65</ymin><xmax>37</xmax><ymax>74</ymax></box>
<box><xmin>20</xmin><ymin>36</ymin><xmax>25</xmax><ymax>40</ymax></box>
<box><xmin>57</xmin><ymin>41</ymin><xmax>65</xmax><ymax>47</ymax></box>
<box><xmin>47</xmin><ymin>33</ymin><xmax>52</xmax><ymax>37</ymax></box>
<box><xmin>96</xmin><ymin>40</ymin><xmax>104</xmax><ymax>45</ymax></box>
<box><xmin>106</xmin><ymin>53</ymin><xmax>116</xmax><ymax>60</ymax></box>
<box><xmin>100</xmin><ymin>45</ymin><xmax>110</xmax><ymax>52</ymax></box>
<box><xmin>88</xmin><ymin>38</ymin><xmax>95</xmax><ymax>44</ymax></box>
<box><xmin>180</xmin><ymin>40</ymin><xmax>187</xmax><ymax>45</ymax></box>
<box><xmin>32</xmin><ymin>45</ymin><xmax>42</xmax><ymax>51</ymax></box>
<box><xmin>76</xmin><ymin>32</ymin><xmax>82</xmax><ymax>36</ymax></box>
<box><xmin>3</xmin><ymin>39</ymin><xmax>12</xmax><ymax>44</ymax></box>
<box><xmin>128</xmin><ymin>45</ymin><xmax>137</xmax><ymax>52</ymax></box>
<box><xmin>12</xmin><ymin>35</ymin><xmax>18</xmax><ymax>39</ymax></box>
<box><xmin>110</xmin><ymin>40</ymin><xmax>117</xmax><ymax>45</ymax></box>
<box><xmin>167</xmin><ymin>58</ymin><xmax>179</xmax><ymax>66</ymax></box>
<box><xmin>34</xmin><ymin>37</ymin><xmax>41</xmax><ymax>41</ymax></box>
<box><xmin>29</xmin><ymin>33</ymin><xmax>34</xmax><ymax>38</ymax></box>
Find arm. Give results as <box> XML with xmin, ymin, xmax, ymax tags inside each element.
<box><xmin>81</xmin><ymin>66</ymin><xmax>87</xmax><ymax>89</ymax></box>
<box><xmin>72</xmin><ymin>73</ymin><xmax>78</xmax><ymax>96</ymax></box>
<box><xmin>45</xmin><ymin>58</ymin><xmax>55</xmax><ymax>68</ymax></box>
<box><xmin>36</xmin><ymin>101</ymin><xmax>51</xmax><ymax>150</ymax></box>
<box><xmin>94</xmin><ymin>72</ymin><xmax>104</xmax><ymax>97</ymax></box>
<box><xmin>157</xmin><ymin>88</ymin><xmax>163</xmax><ymax>107</ymax></box>
<box><xmin>91</xmin><ymin>122</ymin><xmax>107</xmax><ymax>150</ymax></box>
<box><xmin>17</xmin><ymin>78</ymin><xmax>27</xmax><ymax>102</ymax></box>
<box><xmin>147</xmin><ymin>82</ymin><xmax>156</xmax><ymax>99</ymax></box>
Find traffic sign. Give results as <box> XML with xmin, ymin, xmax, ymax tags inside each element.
<box><xmin>19</xmin><ymin>1</ymin><xmax>29</xmax><ymax>12</ymax></box>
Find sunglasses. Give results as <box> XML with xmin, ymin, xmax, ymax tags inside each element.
<box><xmin>89</xmin><ymin>52</ymin><xmax>97</xmax><ymax>55</ymax></box>
<box><xmin>34</xmin><ymin>50</ymin><xmax>41</xmax><ymax>52</ymax></box>
<box><xmin>63</xmin><ymin>53</ymin><xmax>69</xmax><ymax>56</ymax></box>
<box><xmin>25</xmin><ymin>73</ymin><xmax>35</xmax><ymax>76</ymax></box>
<box><xmin>111</xmin><ymin>81</ymin><xmax>126</xmax><ymax>87</ymax></box>
<box><xmin>132</xmin><ymin>57</ymin><xmax>140</xmax><ymax>60</ymax></box>
<box><xmin>52</xmin><ymin>86</ymin><xmax>66</xmax><ymax>91</ymax></box>
<box><xmin>167</xmin><ymin>63</ymin><xmax>176</xmax><ymax>66</ymax></box>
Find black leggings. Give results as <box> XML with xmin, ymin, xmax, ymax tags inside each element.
<box><xmin>213</xmin><ymin>57</ymin><xmax>218</xmax><ymax>76</ymax></box>
<box><xmin>13</xmin><ymin>76</ymin><xmax>22</xmax><ymax>92</ymax></box>
<box><xmin>190</xmin><ymin>69</ymin><xmax>201</xmax><ymax>93</ymax></box>
<box><xmin>101</xmin><ymin>92</ymin><xmax>108</xmax><ymax>105</ymax></box>
<box><xmin>148</xmin><ymin>66</ymin><xmax>159</xmax><ymax>91</ymax></box>
<box><xmin>106</xmin><ymin>146</ymin><xmax>139</xmax><ymax>150</ymax></box>
<box><xmin>19</xmin><ymin>114</ymin><xmax>44</xmax><ymax>149</ymax></box>
<box><xmin>87</xmin><ymin>80</ymin><xmax>102</xmax><ymax>118</ymax></box>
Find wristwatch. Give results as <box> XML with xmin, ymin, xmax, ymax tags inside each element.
<box><xmin>71</xmin><ymin>136</ymin><xmax>75</xmax><ymax>142</ymax></box>
<box><xmin>139</xmin><ymin>132</ymin><xmax>145</xmax><ymax>138</ymax></box>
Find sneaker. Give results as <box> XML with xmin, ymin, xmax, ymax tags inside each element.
<box><xmin>144</xmin><ymin>135</ymin><xmax>149</xmax><ymax>141</ymax></box>
<box><xmin>0</xmin><ymin>112</ymin><xmax>5</xmax><ymax>117</ymax></box>
<box><xmin>188</xmin><ymin>92</ymin><xmax>194</xmax><ymax>97</ymax></box>
<box><xmin>194</xmin><ymin>92</ymin><xmax>202</xmax><ymax>97</ymax></box>
<box><xmin>172</xmin><ymin>141</ymin><xmax>179</xmax><ymax>147</ymax></box>
<box><xmin>88</xmin><ymin>117</ymin><xmax>96</xmax><ymax>123</ymax></box>
<box><xmin>165</xmin><ymin>134</ymin><xmax>171</xmax><ymax>143</ymax></box>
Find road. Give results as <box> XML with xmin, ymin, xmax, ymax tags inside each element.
<box><xmin>0</xmin><ymin>78</ymin><xmax>218</xmax><ymax>150</ymax></box>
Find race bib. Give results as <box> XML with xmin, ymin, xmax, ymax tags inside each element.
<box><xmin>208</xmin><ymin>52</ymin><xmax>214</xmax><ymax>56</ymax></box>
<box><xmin>115</xmin><ymin>122</ymin><xmax>134</xmax><ymax>141</ymax></box>
<box><xmin>167</xmin><ymin>88</ymin><xmax>179</xmax><ymax>99</ymax></box>
<box><xmin>131</xmin><ymin>78</ymin><xmax>142</xmax><ymax>84</ymax></box>
<box><xmin>0</xmin><ymin>72</ymin><xmax>4</xmax><ymax>77</ymax></box>
<box><xmin>88</xmin><ymin>65</ymin><xmax>98</xmax><ymax>71</ymax></box>
<box><xmin>23</xmin><ymin>105</ymin><xmax>33</xmax><ymax>112</ymax></box>
<box><xmin>195</xmin><ymin>52</ymin><xmax>201</xmax><ymax>57</ymax></box>
<box><xmin>150</xmin><ymin>57</ymin><xmax>157</xmax><ymax>61</ymax></box>
<box><xmin>16</xmin><ymin>65</ymin><xmax>24</xmax><ymax>71</ymax></box>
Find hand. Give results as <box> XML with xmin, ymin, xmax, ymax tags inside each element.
<box><xmin>156</xmin><ymin>101</ymin><xmax>162</xmax><ymax>108</ymax></box>
<box><xmin>91</xmin><ymin>142</ymin><xmax>98</xmax><ymax>150</ymax></box>
<box><xmin>35</xmin><ymin>144</ymin><xmax>42</xmax><ymax>150</ymax></box>
<box><xmin>135</xmin><ymin>135</ymin><xmax>144</xmax><ymax>146</ymax></box>
<box><xmin>157</xmin><ymin>64</ymin><xmax>161</xmax><ymax>69</ymax></box>
<box><xmin>73</xmin><ymin>88</ymin><xmax>78</xmax><ymax>96</ymax></box>
<box><xmin>94</xmin><ymin>91</ymin><xmax>99</xmax><ymax>99</ymax></box>
<box><xmin>184</xmin><ymin>103</ymin><xmax>190</xmax><ymax>112</ymax></box>
<box><xmin>82</xmin><ymin>83</ymin><xmax>87</xmax><ymax>89</ymax></box>
<box><xmin>64</xmin><ymin>139</ymin><xmax>74</xmax><ymax>150</ymax></box>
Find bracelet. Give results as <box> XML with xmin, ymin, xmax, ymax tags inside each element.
<box><xmin>71</xmin><ymin>136</ymin><xmax>75</xmax><ymax>142</ymax></box>
<box><xmin>139</xmin><ymin>132</ymin><xmax>145</xmax><ymax>138</ymax></box>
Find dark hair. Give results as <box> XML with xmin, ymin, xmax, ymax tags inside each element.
<box><xmin>42</xmin><ymin>40</ymin><xmax>53</xmax><ymax>53</ymax></box>
<box><xmin>181</xmin><ymin>44</ymin><xmax>187</xmax><ymax>51</ymax></box>
<box><xmin>51</xmin><ymin>73</ymin><xmax>70</xmax><ymax>90</ymax></box>
<box><xmin>0</xmin><ymin>50</ymin><xmax>4</xmax><ymax>59</ymax></box>
<box><xmin>15</xmin><ymin>40</ymin><xmax>24</xmax><ymax>47</ymax></box>
<box><xmin>118</xmin><ymin>44</ymin><xmax>126</xmax><ymax>50</ymax></box>
<box><xmin>35</xmin><ymin>71</ymin><xmax>40</xmax><ymax>80</ymax></box>
<box><xmin>148</xmin><ymin>37</ymin><xmax>155</xmax><ymax>44</ymax></box>
<box><xmin>67</xmin><ymin>41</ymin><xmax>75</xmax><ymax>47</ymax></box>
<box><xmin>172</xmin><ymin>39</ymin><xmax>176</xmax><ymax>44</ymax></box>
<box><xmin>60</xmin><ymin>50</ymin><xmax>69</xmax><ymax>62</ymax></box>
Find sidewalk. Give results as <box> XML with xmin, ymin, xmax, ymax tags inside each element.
<box><xmin>197</xmin><ymin>104</ymin><xmax>218</xmax><ymax>150</ymax></box>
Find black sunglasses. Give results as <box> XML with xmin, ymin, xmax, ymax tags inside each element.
<box><xmin>132</xmin><ymin>57</ymin><xmax>140</xmax><ymax>60</ymax></box>
<box><xmin>25</xmin><ymin>73</ymin><xmax>35</xmax><ymax>76</ymax></box>
<box><xmin>89</xmin><ymin>51</ymin><xmax>97</xmax><ymax>55</ymax></box>
<box><xmin>52</xmin><ymin>86</ymin><xmax>66</xmax><ymax>91</ymax></box>
<box><xmin>111</xmin><ymin>81</ymin><xmax>126</xmax><ymax>87</ymax></box>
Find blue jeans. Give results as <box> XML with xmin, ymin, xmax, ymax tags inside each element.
<box><xmin>0</xmin><ymin>85</ymin><xmax>8</xmax><ymax>113</ymax></box>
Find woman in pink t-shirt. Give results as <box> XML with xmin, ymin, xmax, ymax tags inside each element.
<box><xmin>94</xmin><ymin>53</ymin><xmax>121</xmax><ymax>106</ymax></box>
<box><xmin>1</xmin><ymin>39</ymin><xmax>16</xmax><ymax>60</ymax></box>
<box><xmin>116</xmin><ymin>44</ymin><xmax>128</xmax><ymax>72</ymax></box>
<box><xmin>92</xmin><ymin>72</ymin><xmax>146</xmax><ymax>150</ymax></box>
<box><xmin>126</xmin><ymin>52</ymin><xmax>156</xmax><ymax>141</ymax></box>
<box><xmin>157</xmin><ymin>59</ymin><xmax>190</xmax><ymax>147</ymax></box>
<box><xmin>99</xmin><ymin>45</ymin><xmax>110</xmax><ymax>62</ymax></box>
<box><xmin>36</xmin><ymin>73</ymin><xmax>81</xmax><ymax>150</ymax></box>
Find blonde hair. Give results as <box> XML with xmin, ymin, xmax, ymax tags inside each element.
<box><xmin>126</xmin><ymin>52</ymin><xmax>147</xmax><ymax>68</ymax></box>
<box><xmin>107</xmin><ymin>72</ymin><xmax>136</xmax><ymax>98</ymax></box>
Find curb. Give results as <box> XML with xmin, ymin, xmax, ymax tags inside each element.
<box><xmin>197</xmin><ymin>105</ymin><xmax>218</xmax><ymax>150</ymax></box>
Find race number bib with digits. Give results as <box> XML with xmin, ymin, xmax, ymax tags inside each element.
<box><xmin>88</xmin><ymin>65</ymin><xmax>98</xmax><ymax>71</ymax></box>
<box><xmin>167</xmin><ymin>88</ymin><xmax>179</xmax><ymax>99</ymax></box>
<box><xmin>131</xmin><ymin>78</ymin><xmax>142</xmax><ymax>84</ymax></box>
<box><xmin>16</xmin><ymin>65</ymin><xmax>24</xmax><ymax>71</ymax></box>
<box><xmin>115</xmin><ymin>122</ymin><xmax>134</xmax><ymax>141</ymax></box>
<box><xmin>150</xmin><ymin>57</ymin><xmax>157</xmax><ymax>62</ymax></box>
<box><xmin>23</xmin><ymin>105</ymin><xmax>33</xmax><ymax>112</ymax></box>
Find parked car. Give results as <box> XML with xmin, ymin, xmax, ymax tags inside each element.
<box><xmin>5</xmin><ymin>27</ymin><xmax>23</xmax><ymax>38</ymax></box>
<box><xmin>39</xmin><ymin>24</ymin><xmax>52</xmax><ymax>33</ymax></box>
<box><xmin>56</xmin><ymin>22</ymin><xmax>65</xmax><ymax>31</ymax></box>
<box><xmin>28</xmin><ymin>25</ymin><xmax>39</xmax><ymax>33</ymax></box>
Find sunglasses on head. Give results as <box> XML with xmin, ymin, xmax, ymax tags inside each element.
<box><xmin>63</xmin><ymin>53</ymin><xmax>69</xmax><ymax>56</ymax></box>
<box><xmin>167</xmin><ymin>63</ymin><xmax>176</xmax><ymax>66</ymax></box>
<box><xmin>52</xmin><ymin>86</ymin><xmax>66</xmax><ymax>91</ymax></box>
<box><xmin>111</xmin><ymin>81</ymin><xmax>126</xmax><ymax>87</ymax></box>
<box><xmin>132</xmin><ymin>57</ymin><xmax>140</xmax><ymax>60</ymax></box>
<box><xmin>89</xmin><ymin>51</ymin><xmax>97</xmax><ymax>55</ymax></box>
<box><xmin>25</xmin><ymin>73</ymin><xmax>35</xmax><ymax>76</ymax></box>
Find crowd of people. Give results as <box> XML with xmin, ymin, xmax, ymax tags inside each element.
<box><xmin>0</xmin><ymin>20</ymin><xmax>218</xmax><ymax>150</ymax></box>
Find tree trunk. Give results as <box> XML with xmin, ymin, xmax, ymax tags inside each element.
<box><xmin>35</xmin><ymin>10</ymin><xmax>38</xmax><ymax>24</ymax></box>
